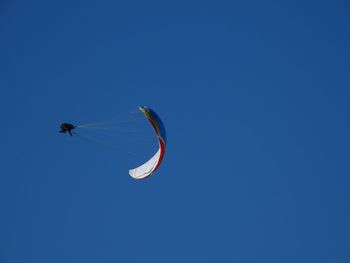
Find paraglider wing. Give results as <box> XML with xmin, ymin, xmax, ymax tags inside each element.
<box><xmin>129</xmin><ymin>107</ymin><xmax>166</xmax><ymax>179</ymax></box>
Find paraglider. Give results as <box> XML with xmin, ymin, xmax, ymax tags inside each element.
<box><xmin>129</xmin><ymin>106</ymin><xmax>166</xmax><ymax>180</ymax></box>
<box><xmin>59</xmin><ymin>123</ymin><xmax>76</xmax><ymax>136</ymax></box>
<box><xmin>58</xmin><ymin>106</ymin><xmax>166</xmax><ymax>179</ymax></box>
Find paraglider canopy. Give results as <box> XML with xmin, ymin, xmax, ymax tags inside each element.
<box><xmin>128</xmin><ymin>106</ymin><xmax>166</xmax><ymax>179</ymax></box>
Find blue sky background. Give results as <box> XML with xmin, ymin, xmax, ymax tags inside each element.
<box><xmin>1</xmin><ymin>0</ymin><xmax>350</xmax><ymax>262</ymax></box>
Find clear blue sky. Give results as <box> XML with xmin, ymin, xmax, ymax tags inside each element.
<box><xmin>1</xmin><ymin>0</ymin><xmax>349</xmax><ymax>262</ymax></box>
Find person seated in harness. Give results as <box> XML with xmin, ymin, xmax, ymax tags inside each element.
<box><xmin>59</xmin><ymin>123</ymin><xmax>76</xmax><ymax>136</ymax></box>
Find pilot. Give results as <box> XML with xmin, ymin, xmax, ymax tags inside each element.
<box><xmin>59</xmin><ymin>123</ymin><xmax>76</xmax><ymax>136</ymax></box>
